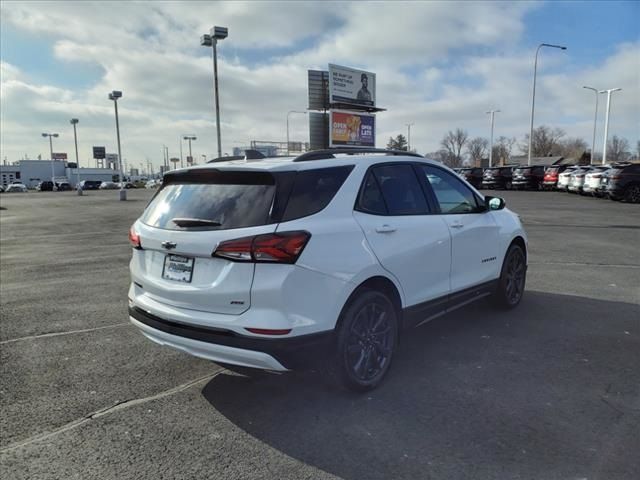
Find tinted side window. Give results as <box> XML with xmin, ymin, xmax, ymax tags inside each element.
<box><xmin>372</xmin><ymin>164</ymin><xmax>429</xmax><ymax>215</ymax></box>
<box><xmin>420</xmin><ymin>165</ymin><xmax>482</xmax><ymax>214</ymax></box>
<box><xmin>282</xmin><ymin>166</ymin><xmax>354</xmax><ymax>221</ymax></box>
<box><xmin>357</xmin><ymin>171</ymin><xmax>387</xmax><ymax>215</ymax></box>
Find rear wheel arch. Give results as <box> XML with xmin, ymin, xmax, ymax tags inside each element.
<box><xmin>337</xmin><ymin>276</ymin><xmax>403</xmax><ymax>331</ymax></box>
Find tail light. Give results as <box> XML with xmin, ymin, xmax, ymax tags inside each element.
<box><xmin>610</xmin><ymin>175</ymin><xmax>621</xmax><ymax>180</ymax></box>
<box><xmin>128</xmin><ymin>226</ymin><xmax>142</xmax><ymax>249</ymax></box>
<box><xmin>213</xmin><ymin>231</ymin><xmax>311</xmax><ymax>264</ymax></box>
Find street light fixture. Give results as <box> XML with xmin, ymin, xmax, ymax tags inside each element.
<box><xmin>201</xmin><ymin>26</ymin><xmax>228</xmax><ymax>159</ymax></box>
<box><xmin>70</xmin><ymin>119</ymin><xmax>82</xmax><ymax>195</ymax></box>
<box><xmin>41</xmin><ymin>132</ymin><xmax>59</xmax><ymax>182</ymax></box>
<box><xmin>183</xmin><ymin>135</ymin><xmax>197</xmax><ymax>164</ymax></box>
<box><xmin>599</xmin><ymin>88</ymin><xmax>622</xmax><ymax>165</ymax></box>
<box><xmin>108</xmin><ymin>90</ymin><xmax>126</xmax><ymax>201</ymax></box>
<box><xmin>286</xmin><ymin>110</ymin><xmax>307</xmax><ymax>155</ymax></box>
<box><xmin>486</xmin><ymin>110</ymin><xmax>500</xmax><ymax>167</ymax></box>
<box><xmin>527</xmin><ymin>43</ymin><xmax>567</xmax><ymax>166</ymax></box>
<box><xmin>582</xmin><ymin>86</ymin><xmax>599</xmax><ymax>164</ymax></box>
<box><xmin>405</xmin><ymin>123</ymin><xmax>414</xmax><ymax>152</ymax></box>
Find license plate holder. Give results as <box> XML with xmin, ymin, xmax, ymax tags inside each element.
<box><xmin>162</xmin><ymin>254</ymin><xmax>195</xmax><ymax>283</ymax></box>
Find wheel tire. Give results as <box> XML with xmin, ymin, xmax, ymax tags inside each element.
<box><xmin>623</xmin><ymin>184</ymin><xmax>640</xmax><ymax>203</ymax></box>
<box><xmin>329</xmin><ymin>289</ymin><xmax>398</xmax><ymax>392</ymax></box>
<box><xmin>505</xmin><ymin>181</ymin><xmax>512</xmax><ymax>190</ymax></box>
<box><xmin>493</xmin><ymin>244</ymin><xmax>527</xmax><ymax>310</ymax></box>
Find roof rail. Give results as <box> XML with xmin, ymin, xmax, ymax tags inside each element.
<box><xmin>293</xmin><ymin>148</ymin><xmax>423</xmax><ymax>162</ymax></box>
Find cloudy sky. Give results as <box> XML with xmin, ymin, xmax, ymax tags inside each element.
<box><xmin>1</xmin><ymin>0</ymin><xmax>638</xmax><ymax>169</ymax></box>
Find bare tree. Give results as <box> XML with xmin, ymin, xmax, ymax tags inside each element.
<box><xmin>440</xmin><ymin>128</ymin><xmax>469</xmax><ymax>168</ymax></box>
<box><xmin>492</xmin><ymin>136</ymin><xmax>516</xmax><ymax>165</ymax></box>
<box><xmin>559</xmin><ymin>137</ymin><xmax>588</xmax><ymax>159</ymax></box>
<box><xmin>607</xmin><ymin>135</ymin><xmax>631</xmax><ymax>163</ymax></box>
<box><xmin>466</xmin><ymin>137</ymin><xmax>488</xmax><ymax>166</ymax></box>
<box><xmin>520</xmin><ymin>125</ymin><xmax>566</xmax><ymax>157</ymax></box>
<box><xmin>425</xmin><ymin>149</ymin><xmax>453</xmax><ymax>165</ymax></box>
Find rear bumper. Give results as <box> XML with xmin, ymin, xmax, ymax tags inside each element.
<box><xmin>129</xmin><ymin>306</ymin><xmax>333</xmax><ymax>371</ymax></box>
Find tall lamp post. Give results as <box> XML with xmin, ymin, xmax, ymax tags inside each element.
<box><xmin>486</xmin><ymin>110</ymin><xmax>500</xmax><ymax>167</ymax></box>
<box><xmin>201</xmin><ymin>26</ymin><xmax>228</xmax><ymax>159</ymax></box>
<box><xmin>405</xmin><ymin>123</ymin><xmax>414</xmax><ymax>152</ymax></box>
<box><xmin>183</xmin><ymin>135</ymin><xmax>197</xmax><ymax>164</ymax></box>
<box><xmin>286</xmin><ymin>110</ymin><xmax>307</xmax><ymax>155</ymax></box>
<box><xmin>70</xmin><ymin>119</ymin><xmax>82</xmax><ymax>195</ymax></box>
<box><xmin>582</xmin><ymin>86</ymin><xmax>599</xmax><ymax>164</ymax></box>
<box><xmin>108</xmin><ymin>90</ymin><xmax>126</xmax><ymax>201</ymax></box>
<box><xmin>599</xmin><ymin>88</ymin><xmax>622</xmax><ymax>165</ymax></box>
<box><xmin>527</xmin><ymin>43</ymin><xmax>567</xmax><ymax>166</ymax></box>
<box><xmin>41</xmin><ymin>132</ymin><xmax>59</xmax><ymax>182</ymax></box>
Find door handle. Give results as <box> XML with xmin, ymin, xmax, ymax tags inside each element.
<box><xmin>450</xmin><ymin>222</ymin><xmax>464</xmax><ymax>229</ymax></box>
<box><xmin>375</xmin><ymin>224</ymin><xmax>396</xmax><ymax>233</ymax></box>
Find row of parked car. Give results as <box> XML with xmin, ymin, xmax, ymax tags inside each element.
<box><xmin>455</xmin><ymin>162</ymin><xmax>640</xmax><ymax>203</ymax></box>
<box><xmin>1</xmin><ymin>178</ymin><xmax>162</xmax><ymax>193</ymax></box>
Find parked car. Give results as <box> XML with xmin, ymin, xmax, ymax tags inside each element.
<box><xmin>0</xmin><ymin>185</ymin><xmax>5</xmax><ymax>193</ymax></box>
<box><xmin>457</xmin><ymin>167</ymin><xmax>484</xmax><ymax>189</ymax></box>
<box><xmin>482</xmin><ymin>166</ymin><xmax>514</xmax><ymax>190</ymax></box>
<box><xmin>568</xmin><ymin>166</ymin><xmax>595</xmax><ymax>194</ymax></box>
<box><xmin>5</xmin><ymin>183</ymin><xmax>28</xmax><ymax>193</ymax></box>
<box><xmin>602</xmin><ymin>163</ymin><xmax>640</xmax><ymax>203</ymax></box>
<box><xmin>79</xmin><ymin>180</ymin><xmax>102</xmax><ymax>190</ymax></box>
<box><xmin>54</xmin><ymin>181</ymin><xmax>72</xmax><ymax>191</ymax></box>
<box><xmin>127</xmin><ymin>148</ymin><xmax>528</xmax><ymax>391</ymax></box>
<box><xmin>542</xmin><ymin>165</ymin><xmax>573</xmax><ymax>190</ymax></box>
<box><xmin>145</xmin><ymin>179</ymin><xmax>160</xmax><ymax>189</ymax></box>
<box><xmin>35</xmin><ymin>181</ymin><xmax>54</xmax><ymax>191</ymax></box>
<box><xmin>99</xmin><ymin>181</ymin><xmax>119</xmax><ymax>190</ymax></box>
<box><xmin>582</xmin><ymin>166</ymin><xmax>613</xmax><ymax>196</ymax></box>
<box><xmin>512</xmin><ymin>165</ymin><xmax>548</xmax><ymax>190</ymax></box>
<box><xmin>557</xmin><ymin>166</ymin><xmax>581</xmax><ymax>191</ymax></box>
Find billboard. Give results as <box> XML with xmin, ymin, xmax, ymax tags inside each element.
<box><xmin>52</xmin><ymin>152</ymin><xmax>67</xmax><ymax>160</ymax></box>
<box><xmin>330</xmin><ymin>110</ymin><xmax>375</xmax><ymax>148</ymax></box>
<box><xmin>92</xmin><ymin>146</ymin><xmax>106</xmax><ymax>159</ymax></box>
<box><xmin>329</xmin><ymin>64</ymin><xmax>376</xmax><ymax>107</ymax></box>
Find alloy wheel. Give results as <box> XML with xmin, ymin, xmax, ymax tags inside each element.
<box><xmin>504</xmin><ymin>249</ymin><xmax>526</xmax><ymax>305</ymax></box>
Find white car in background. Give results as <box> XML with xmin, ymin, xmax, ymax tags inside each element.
<box><xmin>5</xmin><ymin>182</ymin><xmax>28</xmax><ymax>193</ymax></box>
<box><xmin>128</xmin><ymin>148</ymin><xmax>528</xmax><ymax>391</ymax></box>
<box><xmin>582</xmin><ymin>166</ymin><xmax>612</xmax><ymax>196</ymax></box>
<box><xmin>99</xmin><ymin>181</ymin><xmax>119</xmax><ymax>190</ymax></box>
<box><xmin>557</xmin><ymin>166</ymin><xmax>579</xmax><ymax>191</ymax></box>
<box><xmin>145</xmin><ymin>179</ymin><xmax>159</xmax><ymax>189</ymax></box>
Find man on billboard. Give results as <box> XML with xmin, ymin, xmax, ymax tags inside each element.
<box><xmin>357</xmin><ymin>73</ymin><xmax>372</xmax><ymax>102</ymax></box>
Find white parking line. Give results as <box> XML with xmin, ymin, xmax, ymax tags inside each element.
<box><xmin>0</xmin><ymin>323</ymin><xmax>131</xmax><ymax>345</ymax></box>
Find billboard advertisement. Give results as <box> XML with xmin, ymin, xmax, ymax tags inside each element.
<box><xmin>330</xmin><ymin>110</ymin><xmax>375</xmax><ymax>148</ymax></box>
<box><xmin>329</xmin><ymin>64</ymin><xmax>376</xmax><ymax>107</ymax></box>
<box><xmin>93</xmin><ymin>146</ymin><xmax>106</xmax><ymax>159</ymax></box>
<box><xmin>52</xmin><ymin>152</ymin><xmax>67</xmax><ymax>160</ymax></box>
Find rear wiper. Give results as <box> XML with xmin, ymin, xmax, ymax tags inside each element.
<box><xmin>171</xmin><ymin>218</ymin><xmax>222</xmax><ymax>227</ymax></box>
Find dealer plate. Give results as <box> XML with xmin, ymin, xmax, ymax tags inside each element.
<box><xmin>162</xmin><ymin>254</ymin><xmax>194</xmax><ymax>283</ymax></box>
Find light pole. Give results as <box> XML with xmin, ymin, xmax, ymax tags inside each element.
<box><xmin>108</xmin><ymin>90</ymin><xmax>126</xmax><ymax>201</ymax></box>
<box><xmin>528</xmin><ymin>43</ymin><xmax>567</xmax><ymax>165</ymax></box>
<box><xmin>183</xmin><ymin>135</ymin><xmax>197</xmax><ymax>164</ymax></box>
<box><xmin>599</xmin><ymin>88</ymin><xmax>622</xmax><ymax>165</ymax></box>
<box><xmin>201</xmin><ymin>26</ymin><xmax>228</xmax><ymax>159</ymax></box>
<box><xmin>41</xmin><ymin>132</ymin><xmax>59</xmax><ymax>182</ymax></box>
<box><xmin>286</xmin><ymin>110</ymin><xmax>307</xmax><ymax>155</ymax></box>
<box><xmin>178</xmin><ymin>136</ymin><xmax>184</xmax><ymax>168</ymax></box>
<box><xmin>70</xmin><ymin>119</ymin><xmax>82</xmax><ymax>195</ymax></box>
<box><xmin>486</xmin><ymin>110</ymin><xmax>500</xmax><ymax>167</ymax></box>
<box><xmin>583</xmin><ymin>86</ymin><xmax>599</xmax><ymax>164</ymax></box>
<box><xmin>405</xmin><ymin>123</ymin><xmax>414</xmax><ymax>152</ymax></box>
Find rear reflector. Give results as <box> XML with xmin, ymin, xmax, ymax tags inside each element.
<box><xmin>245</xmin><ymin>327</ymin><xmax>292</xmax><ymax>335</ymax></box>
<box><xmin>213</xmin><ymin>231</ymin><xmax>311</xmax><ymax>264</ymax></box>
<box><xmin>128</xmin><ymin>226</ymin><xmax>142</xmax><ymax>249</ymax></box>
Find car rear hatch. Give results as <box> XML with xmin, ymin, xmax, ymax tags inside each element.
<box><xmin>131</xmin><ymin>169</ymin><xmax>282</xmax><ymax>315</ymax></box>
<box><xmin>513</xmin><ymin>167</ymin><xmax>531</xmax><ymax>181</ymax></box>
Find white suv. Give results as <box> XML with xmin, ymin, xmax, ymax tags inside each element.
<box><xmin>128</xmin><ymin>149</ymin><xmax>527</xmax><ymax>391</ymax></box>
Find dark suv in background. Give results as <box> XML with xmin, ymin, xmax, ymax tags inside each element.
<box><xmin>482</xmin><ymin>166</ymin><xmax>514</xmax><ymax>190</ymax></box>
<box><xmin>457</xmin><ymin>167</ymin><xmax>483</xmax><ymax>189</ymax></box>
<box><xmin>602</xmin><ymin>163</ymin><xmax>640</xmax><ymax>203</ymax></box>
<box><xmin>512</xmin><ymin>165</ymin><xmax>548</xmax><ymax>190</ymax></box>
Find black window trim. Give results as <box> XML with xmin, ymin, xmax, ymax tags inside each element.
<box><xmin>354</xmin><ymin>161</ymin><xmax>437</xmax><ymax>216</ymax></box>
<box><xmin>418</xmin><ymin>164</ymin><xmax>487</xmax><ymax>215</ymax></box>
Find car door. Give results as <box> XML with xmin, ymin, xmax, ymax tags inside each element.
<box><xmin>353</xmin><ymin>163</ymin><xmax>452</xmax><ymax>310</ymax></box>
<box><xmin>417</xmin><ymin>164</ymin><xmax>500</xmax><ymax>293</ymax></box>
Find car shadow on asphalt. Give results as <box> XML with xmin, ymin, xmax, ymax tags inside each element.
<box><xmin>202</xmin><ymin>291</ymin><xmax>639</xmax><ymax>480</ymax></box>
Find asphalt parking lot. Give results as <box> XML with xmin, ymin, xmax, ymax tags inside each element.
<box><xmin>1</xmin><ymin>188</ymin><xmax>638</xmax><ymax>480</ymax></box>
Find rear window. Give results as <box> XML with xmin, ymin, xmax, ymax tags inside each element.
<box><xmin>142</xmin><ymin>171</ymin><xmax>276</xmax><ymax>231</ymax></box>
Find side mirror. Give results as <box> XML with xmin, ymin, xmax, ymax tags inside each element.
<box><xmin>485</xmin><ymin>196</ymin><xmax>505</xmax><ymax>211</ymax></box>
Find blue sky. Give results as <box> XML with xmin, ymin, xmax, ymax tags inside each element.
<box><xmin>1</xmin><ymin>1</ymin><xmax>638</xmax><ymax>166</ymax></box>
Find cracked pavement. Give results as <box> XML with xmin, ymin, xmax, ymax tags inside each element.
<box><xmin>1</xmin><ymin>188</ymin><xmax>638</xmax><ymax>479</ymax></box>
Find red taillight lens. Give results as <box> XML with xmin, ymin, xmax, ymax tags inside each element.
<box><xmin>213</xmin><ymin>231</ymin><xmax>311</xmax><ymax>264</ymax></box>
<box><xmin>128</xmin><ymin>226</ymin><xmax>142</xmax><ymax>249</ymax></box>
